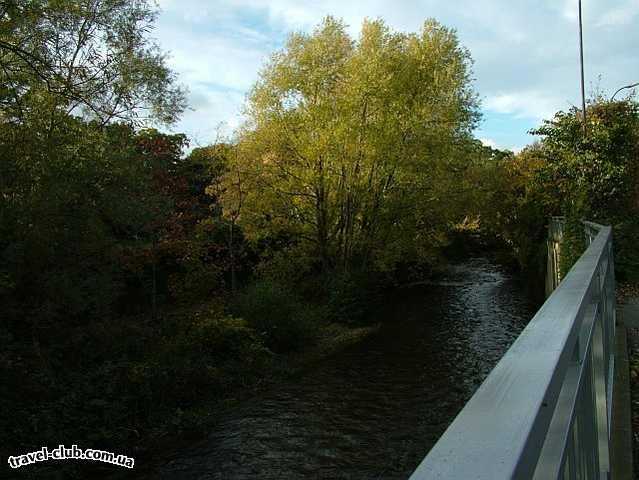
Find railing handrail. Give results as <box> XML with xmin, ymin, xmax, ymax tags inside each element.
<box><xmin>409</xmin><ymin>221</ymin><xmax>615</xmax><ymax>480</ymax></box>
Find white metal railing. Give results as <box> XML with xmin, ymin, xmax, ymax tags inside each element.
<box><xmin>409</xmin><ymin>221</ymin><xmax>616</xmax><ymax>480</ymax></box>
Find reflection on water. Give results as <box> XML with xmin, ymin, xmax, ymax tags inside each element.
<box><xmin>148</xmin><ymin>258</ymin><xmax>538</xmax><ymax>479</ymax></box>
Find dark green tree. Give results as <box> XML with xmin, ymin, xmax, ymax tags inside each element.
<box><xmin>531</xmin><ymin>98</ymin><xmax>639</xmax><ymax>279</ymax></box>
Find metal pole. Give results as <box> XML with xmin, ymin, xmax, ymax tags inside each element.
<box><xmin>611</xmin><ymin>82</ymin><xmax>639</xmax><ymax>101</ymax></box>
<box><xmin>578</xmin><ymin>0</ymin><xmax>587</xmax><ymax>137</ymax></box>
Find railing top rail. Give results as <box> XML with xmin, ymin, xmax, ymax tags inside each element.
<box><xmin>582</xmin><ymin>220</ymin><xmax>605</xmax><ymax>229</ymax></box>
<box><xmin>409</xmin><ymin>224</ymin><xmax>612</xmax><ymax>480</ymax></box>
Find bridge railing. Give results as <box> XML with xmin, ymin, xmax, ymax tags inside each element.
<box><xmin>409</xmin><ymin>221</ymin><xmax>616</xmax><ymax>480</ymax></box>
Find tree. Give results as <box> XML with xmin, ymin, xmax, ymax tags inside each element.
<box><xmin>530</xmin><ymin>97</ymin><xmax>639</xmax><ymax>279</ymax></box>
<box><xmin>222</xmin><ymin>17</ymin><xmax>479</xmax><ymax>272</ymax></box>
<box><xmin>532</xmin><ymin>98</ymin><xmax>639</xmax><ymax>219</ymax></box>
<box><xmin>207</xmin><ymin>144</ymin><xmax>244</xmax><ymax>293</ymax></box>
<box><xmin>153</xmin><ymin>142</ymin><xmax>238</xmax><ymax>301</ymax></box>
<box><xmin>0</xmin><ymin>0</ymin><xmax>186</xmax><ymax>127</ymax></box>
<box><xmin>0</xmin><ymin>0</ymin><xmax>188</xmax><ymax>326</ymax></box>
<box><xmin>473</xmin><ymin>142</ymin><xmax>557</xmax><ymax>271</ymax></box>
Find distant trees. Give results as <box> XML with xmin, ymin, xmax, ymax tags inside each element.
<box><xmin>476</xmin><ymin>97</ymin><xmax>639</xmax><ymax>280</ymax></box>
<box><xmin>222</xmin><ymin>17</ymin><xmax>480</xmax><ymax>272</ymax></box>
<box><xmin>472</xmin><ymin>142</ymin><xmax>554</xmax><ymax>272</ymax></box>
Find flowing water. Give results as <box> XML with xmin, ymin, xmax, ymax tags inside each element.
<box><xmin>147</xmin><ymin>257</ymin><xmax>540</xmax><ymax>479</ymax></box>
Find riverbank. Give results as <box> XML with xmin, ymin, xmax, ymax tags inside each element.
<box><xmin>136</xmin><ymin>257</ymin><xmax>538</xmax><ymax>479</ymax></box>
<box><xmin>3</xmin><ymin>292</ymin><xmax>382</xmax><ymax>480</ymax></box>
<box><xmin>5</xmin><ymin>250</ymin><xmax>532</xmax><ymax>480</ymax></box>
<box><xmin>134</xmin><ymin>306</ymin><xmax>381</xmax><ymax>480</ymax></box>
<box><xmin>117</xmin><ymin>314</ymin><xmax>381</xmax><ymax>479</ymax></box>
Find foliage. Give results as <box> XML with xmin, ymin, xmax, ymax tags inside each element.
<box><xmin>531</xmin><ymin>98</ymin><xmax>639</xmax><ymax>280</ymax></box>
<box><xmin>0</xmin><ymin>0</ymin><xmax>186</xmax><ymax>125</ymax></box>
<box><xmin>557</xmin><ymin>218</ymin><xmax>587</xmax><ymax>279</ymax></box>
<box><xmin>12</xmin><ymin>8</ymin><xmax>635</xmax><ymax>478</ymax></box>
<box><xmin>255</xmin><ymin>244</ymin><xmax>316</xmax><ymax>290</ymax></box>
<box><xmin>473</xmin><ymin>142</ymin><xmax>555</xmax><ymax>271</ymax></box>
<box><xmin>231</xmin><ymin>280</ymin><xmax>317</xmax><ymax>353</ymax></box>
<box><xmin>244</xmin><ymin>240</ymin><xmax>388</xmax><ymax>334</ymax></box>
<box><xmin>146</xmin><ymin>138</ymin><xmax>239</xmax><ymax>304</ymax></box>
<box><xmin>324</xmin><ymin>269</ymin><xmax>386</xmax><ymax>325</ymax></box>
<box><xmin>0</xmin><ymin>0</ymin><xmax>194</xmax><ymax>327</ymax></box>
<box><xmin>0</xmin><ymin>3</ymin><xmax>254</xmax><ymax>474</ymax></box>
<box><xmin>472</xmin><ymin>97</ymin><xmax>639</xmax><ymax>281</ymax></box>
<box><xmin>0</xmin><ymin>305</ymin><xmax>269</xmax><ymax>475</ymax></box>
<box><xmin>130</xmin><ymin>312</ymin><xmax>270</xmax><ymax>407</ymax></box>
<box><xmin>2</xmin><ymin>120</ymin><xmax>151</xmax><ymax>326</ymax></box>
<box><xmin>221</xmin><ymin>17</ymin><xmax>480</xmax><ymax>272</ymax></box>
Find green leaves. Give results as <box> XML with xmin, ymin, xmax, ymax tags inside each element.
<box><xmin>0</xmin><ymin>0</ymin><xmax>186</xmax><ymax>126</ymax></box>
<box><xmin>535</xmin><ymin>99</ymin><xmax>639</xmax><ymax>280</ymax></box>
<box><xmin>531</xmin><ymin>99</ymin><xmax>639</xmax><ymax>220</ymax></box>
<box><xmin>480</xmin><ymin>98</ymin><xmax>639</xmax><ymax>279</ymax></box>
<box><xmin>225</xmin><ymin>16</ymin><xmax>480</xmax><ymax>272</ymax></box>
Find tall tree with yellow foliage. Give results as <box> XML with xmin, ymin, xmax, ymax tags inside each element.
<box><xmin>222</xmin><ymin>16</ymin><xmax>479</xmax><ymax>271</ymax></box>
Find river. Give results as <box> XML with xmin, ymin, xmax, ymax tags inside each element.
<box><xmin>146</xmin><ymin>257</ymin><xmax>539</xmax><ymax>479</ymax></box>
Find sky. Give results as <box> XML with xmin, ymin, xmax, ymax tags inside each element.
<box><xmin>153</xmin><ymin>0</ymin><xmax>639</xmax><ymax>152</ymax></box>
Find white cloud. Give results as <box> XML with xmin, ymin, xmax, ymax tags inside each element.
<box><xmin>150</xmin><ymin>0</ymin><xmax>639</xmax><ymax>149</ymax></box>
<box><xmin>484</xmin><ymin>91</ymin><xmax>564</xmax><ymax>122</ymax></box>
<box><xmin>176</xmin><ymin>89</ymin><xmax>245</xmax><ymax>149</ymax></box>
<box><xmin>596</xmin><ymin>0</ymin><xmax>639</xmax><ymax>26</ymax></box>
<box><xmin>559</xmin><ymin>0</ymin><xmax>639</xmax><ymax>27</ymax></box>
<box><xmin>479</xmin><ymin>138</ymin><xmax>497</xmax><ymax>149</ymax></box>
<box><xmin>561</xmin><ymin>0</ymin><xmax>579</xmax><ymax>23</ymax></box>
<box><xmin>479</xmin><ymin>138</ymin><xmax>523</xmax><ymax>154</ymax></box>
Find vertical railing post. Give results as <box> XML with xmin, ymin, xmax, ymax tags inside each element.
<box><xmin>546</xmin><ymin>216</ymin><xmax>565</xmax><ymax>297</ymax></box>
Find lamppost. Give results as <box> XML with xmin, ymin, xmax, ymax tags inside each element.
<box><xmin>578</xmin><ymin>0</ymin><xmax>587</xmax><ymax>136</ymax></box>
<box><xmin>611</xmin><ymin>82</ymin><xmax>639</xmax><ymax>101</ymax></box>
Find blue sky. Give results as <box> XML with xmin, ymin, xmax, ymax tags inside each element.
<box><xmin>153</xmin><ymin>0</ymin><xmax>639</xmax><ymax>152</ymax></box>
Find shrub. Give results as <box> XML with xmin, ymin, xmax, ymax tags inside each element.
<box><xmin>0</xmin><ymin>307</ymin><xmax>270</xmax><ymax>475</ymax></box>
<box><xmin>613</xmin><ymin>219</ymin><xmax>639</xmax><ymax>282</ymax></box>
<box><xmin>325</xmin><ymin>270</ymin><xmax>385</xmax><ymax>325</ymax></box>
<box><xmin>130</xmin><ymin>313</ymin><xmax>270</xmax><ymax>408</ymax></box>
<box><xmin>558</xmin><ymin>218</ymin><xmax>587</xmax><ymax>279</ymax></box>
<box><xmin>232</xmin><ymin>281</ymin><xmax>315</xmax><ymax>353</ymax></box>
<box><xmin>256</xmin><ymin>246</ymin><xmax>314</xmax><ymax>289</ymax></box>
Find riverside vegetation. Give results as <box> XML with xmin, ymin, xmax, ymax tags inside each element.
<box><xmin>1</xmin><ymin>2</ymin><xmax>639</xmax><ymax>478</ymax></box>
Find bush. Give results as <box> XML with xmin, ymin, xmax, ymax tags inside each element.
<box><xmin>613</xmin><ymin>219</ymin><xmax>639</xmax><ymax>282</ymax></box>
<box><xmin>232</xmin><ymin>281</ymin><xmax>316</xmax><ymax>353</ymax></box>
<box><xmin>558</xmin><ymin>218</ymin><xmax>587</xmax><ymax>279</ymax></box>
<box><xmin>256</xmin><ymin>246</ymin><xmax>314</xmax><ymax>290</ymax></box>
<box><xmin>129</xmin><ymin>313</ymin><xmax>270</xmax><ymax>410</ymax></box>
<box><xmin>325</xmin><ymin>270</ymin><xmax>385</xmax><ymax>325</ymax></box>
<box><xmin>0</xmin><ymin>307</ymin><xmax>270</xmax><ymax>475</ymax></box>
